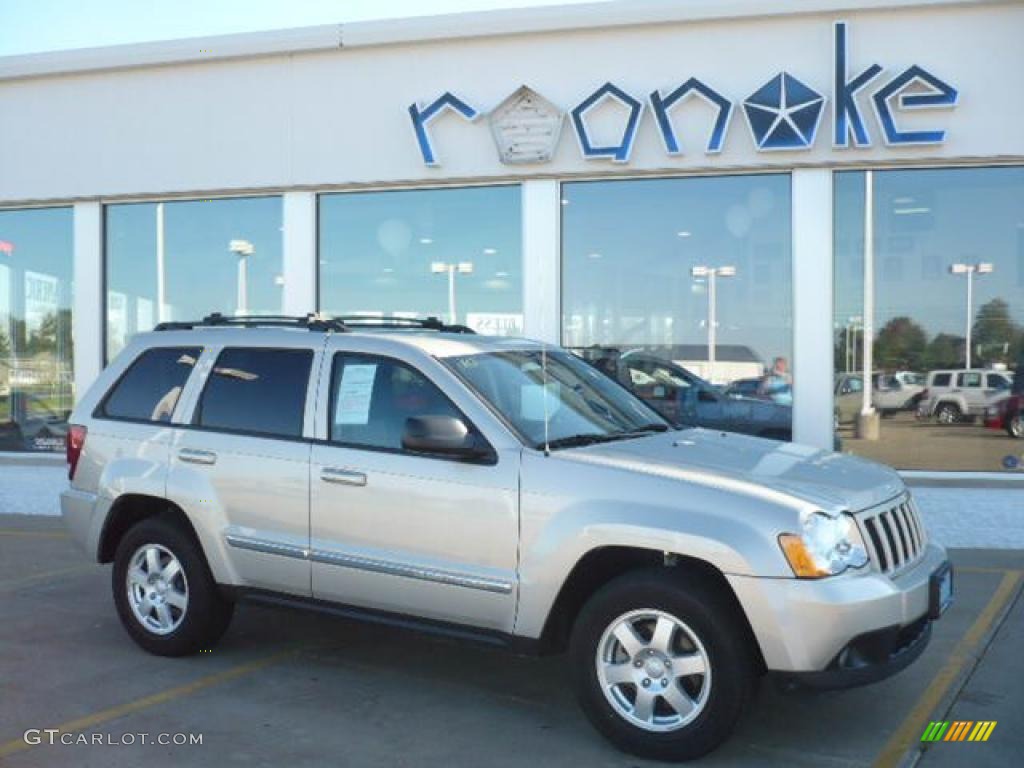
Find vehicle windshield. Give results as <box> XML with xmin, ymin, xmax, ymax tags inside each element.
<box><xmin>446</xmin><ymin>349</ymin><xmax>670</xmax><ymax>449</ymax></box>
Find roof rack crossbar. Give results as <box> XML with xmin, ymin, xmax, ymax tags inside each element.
<box><xmin>154</xmin><ymin>313</ymin><xmax>348</xmax><ymax>332</ymax></box>
<box><xmin>152</xmin><ymin>313</ymin><xmax>476</xmax><ymax>334</ymax></box>
<box><xmin>333</xmin><ymin>315</ymin><xmax>476</xmax><ymax>334</ymax></box>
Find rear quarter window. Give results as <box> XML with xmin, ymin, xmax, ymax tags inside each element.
<box><xmin>195</xmin><ymin>348</ymin><xmax>313</xmax><ymax>438</ymax></box>
<box><xmin>99</xmin><ymin>347</ymin><xmax>202</xmax><ymax>423</ymax></box>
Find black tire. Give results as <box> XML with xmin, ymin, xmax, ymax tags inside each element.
<box><xmin>112</xmin><ymin>516</ymin><xmax>233</xmax><ymax>656</ymax></box>
<box><xmin>1008</xmin><ymin>413</ymin><xmax>1023</xmax><ymax>439</ymax></box>
<box><xmin>935</xmin><ymin>403</ymin><xmax>961</xmax><ymax>424</ymax></box>
<box><xmin>569</xmin><ymin>568</ymin><xmax>757</xmax><ymax>761</ymax></box>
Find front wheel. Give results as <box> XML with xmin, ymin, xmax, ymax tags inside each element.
<box><xmin>1008</xmin><ymin>413</ymin><xmax>1023</xmax><ymax>439</ymax></box>
<box><xmin>569</xmin><ymin>569</ymin><xmax>757</xmax><ymax>761</ymax></box>
<box><xmin>113</xmin><ymin>516</ymin><xmax>234</xmax><ymax>656</ymax></box>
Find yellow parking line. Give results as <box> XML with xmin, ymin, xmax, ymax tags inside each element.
<box><xmin>0</xmin><ymin>565</ymin><xmax>95</xmax><ymax>591</ymax></box>
<box><xmin>0</xmin><ymin>530</ymin><xmax>70</xmax><ymax>539</ymax></box>
<box><xmin>0</xmin><ymin>647</ymin><xmax>298</xmax><ymax>759</ymax></box>
<box><xmin>873</xmin><ymin>569</ymin><xmax>1023</xmax><ymax>768</ymax></box>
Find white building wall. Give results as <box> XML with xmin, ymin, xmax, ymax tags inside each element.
<box><xmin>1</xmin><ymin>2</ymin><xmax>1023</xmax><ymax>202</ymax></box>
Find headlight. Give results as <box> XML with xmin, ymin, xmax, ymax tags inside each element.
<box><xmin>778</xmin><ymin>512</ymin><xmax>868</xmax><ymax>578</ymax></box>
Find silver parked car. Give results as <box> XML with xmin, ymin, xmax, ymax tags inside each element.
<box><xmin>61</xmin><ymin>315</ymin><xmax>952</xmax><ymax>761</ymax></box>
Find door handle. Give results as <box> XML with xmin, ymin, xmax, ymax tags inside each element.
<box><xmin>320</xmin><ymin>467</ymin><xmax>367</xmax><ymax>487</ymax></box>
<box><xmin>177</xmin><ymin>448</ymin><xmax>217</xmax><ymax>465</ymax></box>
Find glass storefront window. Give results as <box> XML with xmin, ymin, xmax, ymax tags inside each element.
<box><xmin>105</xmin><ymin>196</ymin><xmax>284</xmax><ymax>359</ymax></box>
<box><xmin>561</xmin><ymin>175</ymin><xmax>794</xmax><ymax>440</ymax></box>
<box><xmin>0</xmin><ymin>207</ymin><xmax>74</xmax><ymax>453</ymax></box>
<box><xmin>834</xmin><ymin>167</ymin><xmax>1024</xmax><ymax>471</ymax></box>
<box><xmin>318</xmin><ymin>186</ymin><xmax>523</xmax><ymax>334</ymax></box>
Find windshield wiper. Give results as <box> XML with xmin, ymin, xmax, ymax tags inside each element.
<box><xmin>541</xmin><ymin>423</ymin><xmax>670</xmax><ymax>451</ymax></box>
<box><xmin>541</xmin><ymin>433</ymin><xmax>623</xmax><ymax>450</ymax></box>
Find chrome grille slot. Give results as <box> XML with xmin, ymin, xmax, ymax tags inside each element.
<box><xmin>857</xmin><ymin>495</ymin><xmax>926</xmax><ymax>575</ymax></box>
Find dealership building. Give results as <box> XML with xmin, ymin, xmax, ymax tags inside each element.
<box><xmin>1</xmin><ymin>0</ymin><xmax>1022</xmax><ymax>511</ymax></box>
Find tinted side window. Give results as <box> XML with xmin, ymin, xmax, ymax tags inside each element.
<box><xmin>957</xmin><ymin>372</ymin><xmax>982</xmax><ymax>387</ymax></box>
<box><xmin>197</xmin><ymin>348</ymin><xmax>313</xmax><ymax>438</ymax></box>
<box><xmin>100</xmin><ymin>347</ymin><xmax>201</xmax><ymax>422</ymax></box>
<box><xmin>932</xmin><ymin>373</ymin><xmax>952</xmax><ymax>387</ymax></box>
<box><xmin>329</xmin><ymin>354</ymin><xmax>462</xmax><ymax>451</ymax></box>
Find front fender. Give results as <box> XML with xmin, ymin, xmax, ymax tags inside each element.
<box><xmin>514</xmin><ymin>488</ymin><xmax>795</xmax><ymax>639</ymax></box>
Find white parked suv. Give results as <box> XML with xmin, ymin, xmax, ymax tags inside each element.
<box><xmin>61</xmin><ymin>315</ymin><xmax>952</xmax><ymax>761</ymax></box>
<box><xmin>920</xmin><ymin>368</ymin><xmax>1014</xmax><ymax>423</ymax></box>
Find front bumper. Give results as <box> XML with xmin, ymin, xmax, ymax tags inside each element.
<box><xmin>727</xmin><ymin>542</ymin><xmax>949</xmax><ymax>682</ymax></box>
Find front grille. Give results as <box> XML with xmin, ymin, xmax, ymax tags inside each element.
<box><xmin>858</xmin><ymin>495</ymin><xmax>926</xmax><ymax>574</ymax></box>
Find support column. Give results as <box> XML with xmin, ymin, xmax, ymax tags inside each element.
<box><xmin>521</xmin><ymin>180</ymin><xmax>560</xmax><ymax>344</ymax></box>
<box><xmin>73</xmin><ymin>202</ymin><xmax>104</xmax><ymax>400</ymax></box>
<box><xmin>791</xmin><ymin>169</ymin><xmax>835</xmax><ymax>450</ymax></box>
<box><xmin>282</xmin><ymin>191</ymin><xmax>317</xmax><ymax>316</ymax></box>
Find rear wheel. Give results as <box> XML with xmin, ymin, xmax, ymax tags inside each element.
<box><xmin>1008</xmin><ymin>413</ymin><xmax>1023</xmax><ymax>439</ymax></box>
<box><xmin>569</xmin><ymin>569</ymin><xmax>756</xmax><ymax>761</ymax></box>
<box><xmin>936</xmin><ymin>403</ymin><xmax>961</xmax><ymax>424</ymax></box>
<box><xmin>113</xmin><ymin>516</ymin><xmax>233</xmax><ymax>656</ymax></box>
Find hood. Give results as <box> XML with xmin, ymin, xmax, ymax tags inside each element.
<box><xmin>556</xmin><ymin>428</ymin><xmax>903</xmax><ymax>513</ymax></box>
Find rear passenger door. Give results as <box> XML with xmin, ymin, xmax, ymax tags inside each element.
<box><xmin>168</xmin><ymin>342</ymin><xmax>320</xmax><ymax>597</ymax></box>
<box><xmin>309</xmin><ymin>347</ymin><xmax>519</xmax><ymax>632</ymax></box>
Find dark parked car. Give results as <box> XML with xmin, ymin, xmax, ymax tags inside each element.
<box><xmin>577</xmin><ymin>347</ymin><xmax>793</xmax><ymax>440</ymax></box>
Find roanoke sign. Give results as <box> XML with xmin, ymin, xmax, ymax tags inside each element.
<box><xmin>407</xmin><ymin>22</ymin><xmax>958</xmax><ymax>166</ymax></box>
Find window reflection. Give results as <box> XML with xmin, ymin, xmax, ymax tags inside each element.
<box><xmin>834</xmin><ymin>167</ymin><xmax>1024</xmax><ymax>471</ymax></box>
<box><xmin>105</xmin><ymin>197</ymin><xmax>283</xmax><ymax>359</ymax></box>
<box><xmin>319</xmin><ymin>186</ymin><xmax>523</xmax><ymax>334</ymax></box>
<box><xmin>561</xmin><ymin>175</ymin><xmax>794</xmax><ymax>439</ymax></box>
<box><xmin>0</xmin><ymin>207</ymin><xmax>74</xmax><ymax>453</ymax></box>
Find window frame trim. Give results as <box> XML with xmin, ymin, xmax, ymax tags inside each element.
<box><xmin>324</xmin><ymin>350</ymin><xmax>498</xmax><ymax>465</ymax></box>
<box><xmin>191</xmin><ymin>345</ymin><xmax>316</xmax><ymax>441</ymax></box>
<box><xmin>92</xmin><ymin>345</ymin><xmax>204</xmax><ymax>426</ymax></box>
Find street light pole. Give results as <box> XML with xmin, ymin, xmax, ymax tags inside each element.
<box><xmin>949</xmin><ymin>262</ymin><xmax>994</xmax><ymax>369</ymax></box>
<box><xmin>156</xmin><ymin>202</ymin><xmax>167</xmax><ymax>323</ymax></box>
<box><xmin>432</xmin><ymin>261</ymin><xmax>474</xmax><ymax>325</ymax></box>
<box><xmin>691</xmin><ymin>265</ymin><xmax>736</xmax><ymax>384</ymax></box>
<box><xmin>229</xmin><ymin>239</ymin><xmax>255</xmax><ymax>317</ymax></box>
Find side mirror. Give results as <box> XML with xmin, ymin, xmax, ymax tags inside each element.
<box><xmin>402</xmin><ymin>415</ymin><xmax>492</xmax><ymax>461</ymax></box>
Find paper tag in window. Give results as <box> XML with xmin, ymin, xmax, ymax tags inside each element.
<box><xmin>521</xmin><ymin>382</ymin><xmax>561</xmax><ymax>421</ymax></box>
<box><xmin>336</xmin><ymin>364</ymin><xmax>377</xmax><ymax>425</ymax></box>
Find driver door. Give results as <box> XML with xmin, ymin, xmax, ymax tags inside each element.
<box><xmin>309</xmin><ymin>347</ymin><xmax>519</xmax><ymax>632</ymax></box>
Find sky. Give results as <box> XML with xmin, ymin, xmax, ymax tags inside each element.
<box><xmin>0</xmin><ymin>0</ymin><xmax>602</xmax><ymax>56</ymax></box>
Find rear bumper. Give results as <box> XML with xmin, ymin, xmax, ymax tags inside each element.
<box><xmin>727</xmin><ymin>542</ymin><xmax>948</xmax><ymax>678</ymax></box>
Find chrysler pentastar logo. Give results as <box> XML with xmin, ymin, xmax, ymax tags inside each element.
<box><xmin>742</xmin><ymin>73</ymin><xmax>826</xmax><ymax>151</ymax></box>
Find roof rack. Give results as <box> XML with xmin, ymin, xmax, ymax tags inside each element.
<box><xmin>154</xmin><ymin>313</ymin><xmax>347</xmax><ymax>332</ymax></box>
<box><xmin>152</xmin><ymin>312</ymin><xmax>476</xmax><ymax>334</ymax></box>
<box><xmin>334</xmin><ymin>315</ymin><xmax>476</xmax><ymax>334</ymax></box>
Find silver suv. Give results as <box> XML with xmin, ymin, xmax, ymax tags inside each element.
<box><xmin>61</xmin><ymin>315</ymin><xmax>952</xmax><ymax>761</ymax></box>
<box><xmin>921</xmin><ymin>368</ymin><xmax>1014</xmax><ymax>423</ymax></box>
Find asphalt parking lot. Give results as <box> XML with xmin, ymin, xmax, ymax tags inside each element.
<box><xmin>838</xmin><ymin>413</ymin><xmax>1021</xmax><ymax>472</ymax></box>
<box><xmin>1</xmin><ymin>513</ymin><xmax>1021</xmax><ymax>768</ymax></box>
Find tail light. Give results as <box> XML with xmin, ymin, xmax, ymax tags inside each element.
<box><xmin>67</xmin><ymin>425</ymin><xmax>87</xmax><ymax>481</ymax></box>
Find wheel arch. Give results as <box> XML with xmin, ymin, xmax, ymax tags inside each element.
<box><xmin>536</xmin><ymin>545</ymin><xmax>766</xmax><ymax>672</ymax></box>
<box><xmin>98</xmin><ymin>494</ymin><xmax>201</xmax><ymax>564</ymax></box>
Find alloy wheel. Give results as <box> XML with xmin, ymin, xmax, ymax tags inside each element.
<box><xmin>126</xmin><ymin>543</ymin><xmax>189</xmax><ymax>635</ymax></box>
<box><xmin>595</xmin><ymin>609</ymin><xmax>712</xmax><ymax>732</ymax></box>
